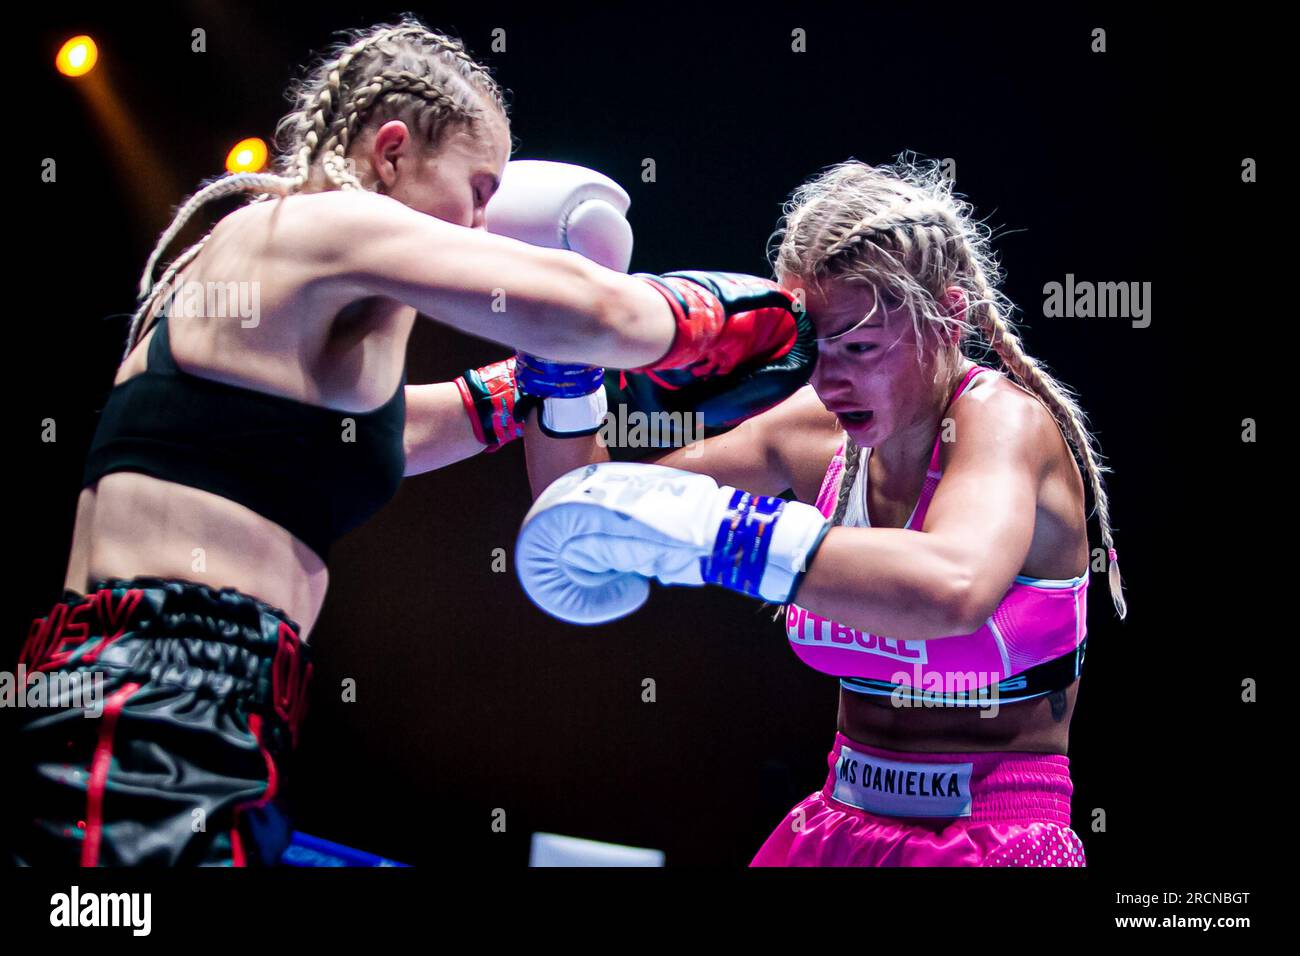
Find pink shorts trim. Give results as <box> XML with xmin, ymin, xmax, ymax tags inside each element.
<box><xmin>820</xmin><ymin>733</ymin><xmax>1074</xmax><ymax>826</ymax></box>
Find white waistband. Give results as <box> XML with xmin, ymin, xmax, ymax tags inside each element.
<box><xmin>829</xmin><ymin>744</ymin><xmax>973</xmax><ymax>818</ymax></box>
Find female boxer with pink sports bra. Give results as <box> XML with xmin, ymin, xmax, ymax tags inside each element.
<box><xmin>517</xmin><ymin>155</ymin><xmax>1125</xmax><ymax>867</ymax></box>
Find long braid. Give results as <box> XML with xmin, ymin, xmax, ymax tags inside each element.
<box><xmin>130</xmin><ymin>233</ymin><xmax>214</xmax><ymax>348</ymax></box>
<box><xmin>765</xmin><ymin>432</ymin><xmax>863</xmax><ymax>624</ymax></box>
<box><xmin>966</xmin><ymin>270</ymin><xmax>1126</xmax><ymax>618</ymax></box>
<box><xmin>127</xmin><ymin>174</ymin><xmax>295</xmax><ymax>357</ymax></box>
<box><xmin>771</xmin><ymin>155</ymin><xmax>1126</xmax><ymax>619</ymax></box>
<box><xmin>829</xmin><ymin>435</ymin><xmax>863</xmax><ymax>528</ymax></box>
<box><xmin>126</xmin><ymin>18</ymin><xmax>506</xmax><ymax>359</ymax></box>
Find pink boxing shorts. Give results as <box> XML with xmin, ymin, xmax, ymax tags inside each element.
<box><xmin>751</xmin><ymin>733</ymin><xmax>1086</xmax><ymax>867</ymax></box>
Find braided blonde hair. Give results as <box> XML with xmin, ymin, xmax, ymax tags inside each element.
<box><xmin>772</xmin><ymin>155</ymin><xmax>1125</xmax><ymax>619</ymax></box>
<box><xmin>126</xmin><ymin>17</ymin><xmax>508</xmax><ymax>358</ymax></box>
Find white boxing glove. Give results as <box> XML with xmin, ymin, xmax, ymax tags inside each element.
<box><xmin>485</xmin><ymin>159</ymin><xmax>633</xmax><ymax>272</ymax></box>
<box><xmin>515</xmin><ymin>462</ymin><xmax>831</xmax><ymax>625</ymax></box>
<box><xmin>486</xmin><ymin>160</ymin><xmax>633</xmax><ymax>437</ymax></box>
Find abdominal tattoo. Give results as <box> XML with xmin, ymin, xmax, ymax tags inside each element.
<box><xmin>1048</xmin><ymin>690</ymin><xmax>1067</xmax><ymax>721</ymax></box>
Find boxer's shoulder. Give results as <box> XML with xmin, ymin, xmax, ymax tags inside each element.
<box><xmin>219</xmin><ymin>189</ymin><xmax>408</xmax><ymax>246</ymax></box>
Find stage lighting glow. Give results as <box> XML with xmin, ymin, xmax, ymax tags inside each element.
<box><xmin>226</xmin><ymin>137</ymin><xmax>269</xmax><ymax>174</ymax></box>
<box><xmin>56</xmin><ymin>36</ymin><xmax>99</xmax><ymax>77</ymax></box>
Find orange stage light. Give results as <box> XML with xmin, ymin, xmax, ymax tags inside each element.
<box><xmin>225</xmin><ymin>137</ymin><xmax>269</xmax><ymax>174</ymax></box>
<box><xmin>56</xmin><ymin>36</ymin><xmax>99</xmax><ymax>78</ymax></box>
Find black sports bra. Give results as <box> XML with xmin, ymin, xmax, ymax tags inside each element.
<box><xmin>83</xmin><ymin>316</ymin><xmax>407</xmax><ymax>561</ymax></box>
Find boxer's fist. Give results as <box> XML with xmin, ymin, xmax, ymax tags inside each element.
<box><xmin>488</xmin><ymin>160</ymin><xmax>632</xmax><ymax>437</ymax></box>
<box><xmin>631</xmin><ymin>271</ymin><xmax>812</xmax><ymax>380</ymax></box>
<box><xmin>454</xmin><ymin>356</ymin><xmax>538</xmax><ymax>452</ymax></box>
<box><xmin>515</xmin><ymin>462</ymin><xmax>831</xmax><ymax>625</ymax></box>
<box><xmin>485</xmin><ymin>159</ymin><xmax>633</xmax><ymax>272</ymax></box>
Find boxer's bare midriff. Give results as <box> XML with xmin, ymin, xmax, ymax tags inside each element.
<box><xmin>837</xmin><ymin>681</ymin><xmax>1077</xmax><ymax>755</ymax></box>
<box><xmin>65</xmin><ymin>474</ymin><xmax>330</xmax><ymax>637</ymax></box>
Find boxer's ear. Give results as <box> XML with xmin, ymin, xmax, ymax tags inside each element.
<box><xmin>369</xmin><ymin>120</ymin><xmax>416</xmax><ymax>192</ymax></box>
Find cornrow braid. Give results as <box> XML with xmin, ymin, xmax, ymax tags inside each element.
<box><xmin>771</xmin><ymin>154</ymin><xmax>1126</xmax><ymax>619</ymax></box>
<box><xmin>125</xmin><ymin>17</ymin><xmax>507</xmax><ymax>359</ymax></box>
<box><xmin>312</xmin><ymin>70</ymin><xmax>471</xmax><ymax>193</ymax></box>
<box><xmin>822</xmin><ymin>202</ymin><xmax>959</xmax><ymax>270</ymax></box>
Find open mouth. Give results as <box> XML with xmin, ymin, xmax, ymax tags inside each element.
<box><xmin>836</xmin><ymin>410</ymin><xmax>873</xmax><ymax>425</ymax></box>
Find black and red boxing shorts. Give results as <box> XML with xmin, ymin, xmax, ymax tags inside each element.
<box><xmin>9</xmin><ymin>576</ymin><xmax>312</xmax><ymax>866</ymax></box>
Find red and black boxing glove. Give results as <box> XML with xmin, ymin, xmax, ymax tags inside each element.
<box><xmin>604</xmin><ymin>272</ymin><xmax>816</xmax><ymax>448</ymax></box>
<box><xmin>454</xmin><ymin>356</ymin><xmax>538</xmax><ymax>453</ymax></box>
<box><xmin>631</xmin><ymin>271</ymin><xmax>807</xmax><ymax>381</ymax></box>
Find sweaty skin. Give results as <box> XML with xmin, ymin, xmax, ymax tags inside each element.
<box><xmin>523</xmin><ymin>278</ymin><xmax>1090</xmax><ymax>754</ymax></box>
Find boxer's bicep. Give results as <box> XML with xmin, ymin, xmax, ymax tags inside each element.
<box><xmin>641</xmin><ymin>387</ymin><xmax>829</xmax><ymax>497</ymax></box>
<box><xmin>920</xmin><ymin>393</ymin><xmax>1048</xmax><ymax>630</ymax></box>
<box><xmin>642</xmin><ymin>418</ymin><xmax>783</xmax><ymax>494</ymax></box>
<box><xmin>301</xmin><ymin>191</ymin><xmax>670</xmax><ymax>367</ymax></box>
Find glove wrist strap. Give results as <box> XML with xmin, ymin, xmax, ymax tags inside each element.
<box><xmin>539</xmin><ymin>389</ymin><xmax>609</xmax><ymax>438</ymax></box>
<box><xmin>701</xmin><ymin>493</ymin><xmax>830</xmax><ymax>602</ymax></box>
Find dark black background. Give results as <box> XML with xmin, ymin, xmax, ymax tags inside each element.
<box><xmin>9</xmin><ymin>0</ymin><xmax>1267</xmax><ymax>894</ymax></box>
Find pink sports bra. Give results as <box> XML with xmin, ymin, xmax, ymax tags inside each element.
<box><xmin>785</xmin><ymin>366</ymin><xmax>1088</xmax><ymax>704</ymax></box>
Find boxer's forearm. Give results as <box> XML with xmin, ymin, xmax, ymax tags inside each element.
<box><xmin>790</xmin><ymin>527</ymin><xmax>977</xmax><ymax>641</ymax></box>
<box><xmin>402</xmin><ymin>382</ymin><xmax>489</xmax><ymax>476</ymax></box>
<box><xmin>522</xmin><ymin>414</ymin><xmax>609</xmax><ymax>498</ymax></box>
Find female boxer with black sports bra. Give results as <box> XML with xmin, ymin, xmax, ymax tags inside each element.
<box><xmin>10</xmin><ymin>19</ymin><xmax>711</xmax><ymax>867</ymax></box>
<box><xmin>518</xmin><ymin>156</ymin><xmax>1125</xmax><ymax>867</ymax></box>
